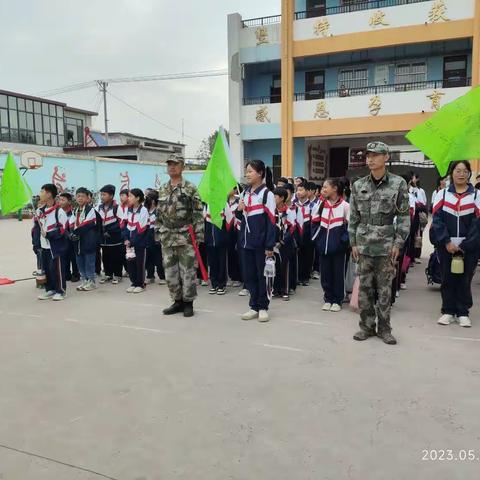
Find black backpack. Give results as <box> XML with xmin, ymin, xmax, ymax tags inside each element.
<box><xmin>426</xmin><ymin>250</ymin><xmax>442</xmax><ymax>286</ymax></box>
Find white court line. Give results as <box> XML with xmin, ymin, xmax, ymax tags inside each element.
<box><xmin>0</xmin><ymin>311</ymin><xmax>44</xmax><ymax>319</ymax></box>
<box><xmin>290</xmin><ymin>319</ymin><xmax>327</xmax><ymax>327</ymax></box>
<box><xmin>115</xmin><ymin>300</ymin><xmax>213</xmax><ymax>313</ymax></box>
<box><xmin>256</xmin><ymin>343</ymin><xmax>309</xmax><ymax>353</ymax></box>
<box><xmin>65</xmin><ymin>318</ymin><xmax>173</xmax><ymax>335</ymax></box>
<box><xmin>428</xmin><ymin>335</ymin><xmax>480</xmax><ymax>343</ymax></box>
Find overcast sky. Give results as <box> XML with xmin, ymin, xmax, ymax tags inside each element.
<box><xmin>1</xmin><ymin>0</ymin><xmax>280</xmax><ymax>157</ymax></box>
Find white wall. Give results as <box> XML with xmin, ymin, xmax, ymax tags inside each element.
<box><xmin>294</xmin><ymin>0</ymin><xmax>474</xmax><ymax>41</ymax></box>
<box><xmin>241</xmin><ymin>103</ymin><xmax>282</xmax><ymax>125</ymax></box>
<box><xmin>240</xmin><ymin>22</ymin><xmax>281</xmax><ymax>49</ymax></box>
<box><xmin>294</xmin><ymin>86</ymin><xmax>470</xmax><ymax>121</ymax></box>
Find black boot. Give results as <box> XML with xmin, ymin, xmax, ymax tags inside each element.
<box><xmin>183</xmin><ymin>301</ymin><xmax>194</xmax><ymax>317</ymax></box>
<box><xmin>163</xmin><ymin>300</ymin><xmax>184</xmax><ymax>315</ymax></box>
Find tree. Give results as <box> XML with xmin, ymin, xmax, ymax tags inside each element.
<box><xmin>196</xmin><ymin>129</ymin><xmax>230</xmax><ymax>162</ymax></box>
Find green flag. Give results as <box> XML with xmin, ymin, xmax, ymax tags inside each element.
<box><xmin>198</xmin><ymin>128</ymin><xmax>237</xmax><ymax>228</ymax></box>
<box><xmin>0</xmin><ymin>152</ymin><xmax>32</xmax><ymax>215</ymax></box>
<box><xmin>406</xmin><ymin>86</ymin><xmax>480</xmax><ymax>176</ymax></box>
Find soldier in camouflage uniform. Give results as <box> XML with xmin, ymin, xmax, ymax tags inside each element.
<box><xmin>349</xmin><ymin>142</ymin><xmax>410</xmax><ymax>345</ymax></box>
<box><xmin>156</xmin><ymin>155</ymin><xmax>204</xmax><ymax>317</ymax></box>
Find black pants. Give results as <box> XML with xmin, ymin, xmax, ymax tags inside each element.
<box><xmin>95</xmin><ymin>246</ymin><xmax>102</xmax><ymax>275</ymax></box>
<box><xmin>41</xmin><ymin>248</ymin><xmax>66</xmax><ymax>294</ymax></box>
<box><xmin>207</xmin><ymin>245</ymin><xmax>227</xmax><ymax>289</ymax></box>
<box><xmin>128</xmin><ymin>247</ymin><xmax>146</xmax><ymax>288</ymax></box>
<box><xmin>197</xmin><ymin>242</ymin><xmax>208</xmax><ymax>280</ymax></box>
<box><xmin>102</xmin><ymin>244</ymin><xmax>124</xmax><ymax>278</ymax></box>
<box><xmin>65</xmin><ymin>240</ymin><xmax>79</xmax><ymax>280</ymax></box>
<box><xmin>313</xmin><ymin>248</ymin><xmax>320</xmax><ymax>273</ymax></box>
<box><xmin>227</xmin><ymin>242</ymin><xmax>242</xmax><ymax>282</ymax></box>
<box><xmin>274</xmin><ymin>245</ymin><xmax>293</xmax><ymax>296</ymax></box>
<box><xmin>289</xmin><ymin>248</ymin><xmax>298</xmax><ymax>292</ymax></box>
<box><xmin>146</xmin><ymin>242</ymin><xmax>165</xmax><ymax>280</ymax></box>
<box><xmin>320</xmin><ymin>251</ymin><xmax>346</xmax><ymax>305</ymax></box>
<box><xmin>438</xmin><ymin>248</ymin><xmax>478</xmax><ymax>317</ymax></box>
<box><xmin>298</xmin><ymin>242</ymin><xmax>314</xmax><ymax>283</ymax></box>
<box><xmin>243</xmin><ymin>248</ymin><xmax>269</xmax><ymax>311</ymax></box>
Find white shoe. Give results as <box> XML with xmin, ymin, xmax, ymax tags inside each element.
<box><xmin>52</xmin><ymin>293</ymin><xmax>65</xmax><ymax>301</ymax></box>
<box><xmin>241</xmin><ymin>309</ymin><xmax>258</xmax><ymax>321</ymax></box>
<box><xmin>458</xmin><ymin>316</ymin><xmax>471</xmax><ymax>328</ymax></box>
<box><xmin>437</xmin><ymin>314</ymin><xmax>455</xmax><ymax>325</ymax></box>
<box><xmin>111</xmin><ymin>277</ymin><xmax>119</xmax><ymax>285</ymax></box>
<box><xmin>330</xmin><ymin>303</ymin><xmax>341</xmax><ymax>312</ymax></box>
<box><xmin>201</xmin><ymin>280</ymin><xmax>209</xmax><ymax>287</ymax></box>
<box><xmin>133</xmin><ymin>287</ymin><xmax>145</xmax><ymax>294</ymax></box>
<box><xmin>38</xmin><ymin>290</ymin><xmax>55</xmax><ymax>300</ymax></box>
<box><xmin>312</xmin><ymin>271</ymin><xmax>320</xmax><ymax>280</ymax></box>
<box><xmin>415</xmin><ymin>259</ymin><xmax>422</xmax><ymax>264</ymax></box>
<box><xmin>238</xmin><ymin>288</ymin><xmax>249</xmax><ymax>297</ymax></box>
<box><xmin>395</xmin><ymin>291</ymin><xmax>400</xmax><ymax>298</ymax></box>
<box><xmin>232</xmin><ymin>281</ymin><xmax>242</xmax><ymax>287</ymax></box>
<box><xmin>400</xmin><ymin>283</ymin><xmax>407</xmax><ymax>290</ymax></box>
<box><xmin>158</xmin><ymin>279</ymin><xmax>167</xmax><ymax>285</ymax></box>
<box><xmin>322</xmin><ymin>303</ymin><xmax>332</xmax><ymax>311</ymax></box>
<box><xmin>99</xmin><ymin>276</ymin><xmax>112</xmax><ymax>284</ymax></box>
<box><xmin>126</xmin><ymin>286</ymin><xmax>135</xmax><ymax>293</ymax></box>
<box><xmin>76</xmin><ymin>280</ymin><xmax>87</xmax><ymax>291</ymax></box>
<box><xmin>258</xmin><ymin>310</ymin><xmax>269</xmax><ymax>322</ymax></box>
<box><xmin>83</xmin><ymin>280</ymin><xmax>97</xmax><ymax>291</ymax></box>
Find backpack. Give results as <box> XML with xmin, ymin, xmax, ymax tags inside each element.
<box><xmin>426</xmin><ymin>250</ymin><xmax>442</xmax><ymax>286</ymax></box>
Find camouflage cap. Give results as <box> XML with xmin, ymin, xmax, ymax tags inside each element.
<box><xmin>366</xmin><ymin>141</ymin><xmax>390</xmax><ymax>154</ymax></box>
<box><xmin>166</xmin><ymin>154</ymin><xmax>185</xmax><ymax>164</ymax></box>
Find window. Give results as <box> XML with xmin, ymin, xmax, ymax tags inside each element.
<box><xmin>305</xmin><ymin>70</ymin><xmax>325</xmax><ymax>100</ymax></box>
<box><xmin>17</xmin><ymin>98</ymin><xmax>26</xmax><ymax>111</ymax></box>
<box><xmin>0</xmin><ymin>109</ymin><xmax>8</xmax><ymax>127</ymax></box>
<box><xmin>64</xmin><ymin>117</ymin><xmax>84</xmax><ymax>146</ymax></box>
<box><xmin>338</xmin><ymin>68</ymin><xmax>368</xmax><ymax>92</ymax></box>
<box><xmin>8</xmin><ymin>96</ymin><xmax>16</xmax><ymax>110</ymax></box>
<box><xmin>34</xmin><ymin>101</ymin><xmax>41</xmax><ymax>114</ymax></box>
<box><xmin>395</xmin><ymin>61</ymin><xmax>427</xmax><ymax>88</ymax></box>
<box><xmin>0</xmin><ymin>94</ymin><xmax>7</xmax><ymax>109</ymax></box>
<box><xmin>26</xmin><ymin>99</ymin><xmax>33</xmax><ymax>112</ymax></box>
<box><xmin>270</xmin><ymin>74</ymin><xmax>281</xmax><ymax>103</ymax></box>
<box><xmin>9</xmin><ymin>110</ymin><xmax>18</xmax><ymax>129</ymax></box>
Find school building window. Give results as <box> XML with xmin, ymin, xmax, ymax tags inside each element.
<box><xmin>394</xmin><ymin>62</ymin><xmax>427</xmax><ymax>86</ymax></box>
<box><xmin>65</xmin><ymin>117</ymin><xmax>84</xmax><ymax>147</ymax></box>
<box><xmin>338</xmin><ymin>68</ymin><xmax>368</xmax><ymax>91</ymax></box>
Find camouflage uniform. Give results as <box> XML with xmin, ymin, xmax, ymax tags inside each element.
<box><xmin>156</xmin><ymin>179</ymin><xmax>204</xmax><ymax>303</ymax></box>
<box><xmin>349</xmin><ymin>164</ymin><xmax>410</xmax><ymax>335</ymax></box>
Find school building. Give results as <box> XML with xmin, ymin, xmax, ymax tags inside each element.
<box><xmin>228</xmin><ymin>0</ymin><xmax>480</xmax><ymax>186</ymax></box>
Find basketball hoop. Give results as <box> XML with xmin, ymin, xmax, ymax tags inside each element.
<box><xmin>20</xmin><ymin>151</ymin><xmax>43</xmax><ymax>170</ymax></box>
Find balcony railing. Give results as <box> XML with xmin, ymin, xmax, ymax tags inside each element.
<box><xmin>293</xmin><ymin>78</ymin><xmax>472</xmax><ymax>101</ymax></box>
<box><xmin>294</xmin><ymin>0</ymin><xmax>432</xmax><ymax>20</ymax></box>
<box><xmin>243</xmin><ymin>95</ymin><xmax>282</xmax><ymax>105</ymax></box>
<box><xmin>242</xmin><ymin>14</ymin><xmax>282</xmax><ymax>28</ymax></box>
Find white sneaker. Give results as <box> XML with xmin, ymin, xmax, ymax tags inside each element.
<box><xmin>38</xmin><ymin>290</ymin><xmax>55</xmax><ymax>300</ymax></box>
<box><xmin>258</xmin><ymin>310</ymin><xmax>269</xmax><ymax>322</ymax></box>
<box><xmin>322</xmin><ymin>303</ymin><xmax>332</xmax><ymax>311</ymax></box>
<box><xmin>76</xmin><ymin>280</ymin><xmax>87</xmax><ymax>291</ymax></box>
<box><xmin>83</xmin><ymin>280</ymin><xmax>97</xmax><ymax>291</ymax></box>
<box><xmin>111</xmin><ymin>277</ymin><xmax>119</xmax><ymax>285</ymax></box>
<box><xmin>126</xmin><ymin>286</ymin><xmax>135</xmax><ymax>293</ymax></box>
<box><xmin>201</xmin><ymin>280</ymin><xmax>209</xmax><ymax>287</ymax></box>
<box><xmin>99</xmin><ymin>276</ymin><xmax>112</xmax><ymax>284</ymax></box>
<box><xmin>312</xmin><ymin>271</ymin><xmax>320</xmax><ymax>280</ymax></box>
<box><xmin>330</xmin><ymin>303</ymin><xmax>341</xmax><ymax>312</ymax></box>
<box><xmin>52</xmin><ymin>293</ymin><xmax>65</xmax><ymax>301</ymax></box>
<box><xmin>238</xmin><ymin>288</ymin><xmax>249</xmax><ymax>296</ymax></box>
<box><xmin>133</xmin><ymin>287</ymin><xmax>145</xmax><ymax>294</ymax></box>
<box><xmin>241</xmin><ymin>309</ymin><xmax>258</xmax><ymax>321</ymax></box>
<box><xmin>158</xmin><ymin>279</ymin><xmax>167</xmax><ymax>285</ymax></box>
<box><xmin>232</xmin><ymin>281</ymin><xmax>242</xmax><ymax>288</ymax></box>
<box><xmin>400</xmin><ymin>283</ymin><xmax>407</xmax><ymax>290</ymax></box>
<box><xmin>437</xmin><ymin>314</ymin><xmax>455</xmax><ymax>325</ymax></box>
<box><xmin>458</xmin><ymin>316</ymin><xmax>471</xmax><ymax>328</ymax></box>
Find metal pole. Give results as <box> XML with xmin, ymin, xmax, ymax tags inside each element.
<box><xmin>181</xmin><ymin>118</ymin><xmax>184</xmax><ymax>144</ymax></box>
<box><xmin>102</xmin><ymin>81</ymin><xmax>109</xmax><ymax>145</ymax></box>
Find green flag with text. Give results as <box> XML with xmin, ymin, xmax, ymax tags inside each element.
<box><xmin>0</xmin><ymin>152</ymin><xmax>32</xmax><ymax>215</ymax></box>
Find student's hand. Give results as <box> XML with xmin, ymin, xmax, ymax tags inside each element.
<box><xmin>265</xmin><ymin>250</ymin><xmax>274</xmax><ymax>258</ymax></box>
<box><xmin>446</xmin><ymin>242</ymin><xmax>459</xmax><ymax>254</ymax></box>
<box><xmin>390</xmin><ymin>246</ymin><xmax>400</xmax><ymax>262</ymax></box>
<box><xmin>238</xmin><ymin>200</ymin><xmax>245</xmax><ymax>212</ymax></box>
<box><xmin>125</xmin><ymin>240</ymin><xmax>131</xmax><ymax>247</ymax></box>
<box><xmin>351</xmin><ymin>246</ymin><xmax>359</xmax><ymax>262</ymax></box>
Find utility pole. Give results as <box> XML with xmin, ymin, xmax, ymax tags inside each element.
<box><xmin>97</xmin><ymin>81</ymin><xmax>109</xmax><ymax>145</ymax></box>
<box><xmin>181</xmin><ymin>118</ymin><xmax>185</xmax><ymax>144</ymax></box>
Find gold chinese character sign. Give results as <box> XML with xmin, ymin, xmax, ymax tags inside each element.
<box><xmin>427</xmin><ymin>90</ymin><xmax>445</xmax><ymax>111</ymax></box>
<box><xmin>428</xmin><ymin>0</ymin><xmax>450</xmax><ymax>23</ymax></box>
<box><xmin>255</xmin><ymin>106</ymin><xmax>271</xmax><ymax>123</ymax></box>
<box><xmin>313</xmin><ymin>18</ymin><xmax>330</xmax><ymax>37</ymax></box>
<box><xmin>314</xmin><ymin>101</ymin><xmax>330</xmax><ymax>119</ymax></box>
<box><xmin>255</xmin><ymin>26</ymin><xmax>269</xmax><ymax>45</ymax></box>
<box><xmin>369</xmin><ymin>10</ymin><xmax>389</xmax><ymax>27</ymax></box>
<box><xmin>369</xmin><ymin>96</ymin><xmax>382</xmax><ymax>116</ymax></box>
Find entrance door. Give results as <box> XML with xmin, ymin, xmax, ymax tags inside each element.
<box><xmin>329</xmin><ymin>147</ymin><xmax>349</xmax><ymax>178</ymax></box>
<box><xmin>270</xmin><ymin>74</ymin><xmax>281</xmax><ymax>104</ymax></box>
<box><xmin>306</xmin><ymin>0</ymin><xmax>326</xmax><ymax>17</ymax></box>
<box><xmin>305</xmin><ymin>70</ymin><xmax>325</xmax><ymax>100</ymax></box>
<box><xmin>443</xmin><ymin>55</ymin><xmax>468</xmax><ymax>88</ymax></box>
<box><xmin>272</xmin><ymin>155</ymin><xmax>282</xmax><ymax>184</ymax></box>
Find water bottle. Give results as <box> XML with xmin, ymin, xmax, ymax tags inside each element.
<box><xmin>451</xmin><ymin>253</ymin><xmax>464</xmax><ymax>274</ymax></box>
<box><xmin>264</xmin><ymin>257</ymin><xmax>276</xmax><ymax>278</ymax></box>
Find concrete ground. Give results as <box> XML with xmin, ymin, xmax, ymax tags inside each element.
<box><xmin>0</xmin><ymin>218</ymin><xmax>480</xmax><ymax>480</ymax></box>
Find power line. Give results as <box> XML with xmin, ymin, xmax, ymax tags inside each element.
<box><xmin>107</xmin><ymin>90</ymin><xmax>201</xmax><ymax>144</ymax></box>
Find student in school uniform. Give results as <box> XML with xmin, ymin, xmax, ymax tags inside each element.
<box><xmin>408</xmin><ymin>171</ymin><xmax>428</xmax><ymax>262</ymax></box>
<box><xmin>294</xmin><ymin>181</ymin><xmax>315</xmax><ymax>286</ymax></box>
<box><xmin>431</xmin><ymin>161</ymin><xmax>480</xmax><ymax>328</ymax></box>
<box><xmin>96</xmin><ymin>184</ymin><xmax>124</xmax><ymax>284</ymax></box>
<box><xmin>34</xmin><ymin>184</ymin><xmax>69</xmax><ymax>301</ymax></box>
<box><xmin>311</xmin><ymin>178</ymin><xmax>350</xmax><ymax>313</ymax></box>
<box><xmin>118</xmin><ymin>189</ymin><xmax>130</xmax><ymax>276</ymax></box>
<box><xmin>124</xmin><ymin>188</ymin><xmax>150</xmax><ymax>293</ymax></box>
<box><xmin>204</xmin><ymin>202</ymin><xmax>229</xmax><ymax>295</ymax></box>
<box><xmin>69</xmin><ymin>188</ymin><xmax>98</xmax><ymax>291</ymax></box>
<box><xmin>145</xmin><ymin>192</ymin><xmax>166</xmax><ymax>285</ymax></box>
<box><xmin>226</xmin><ymin>188</ymin><xmax>242</xmax><ymax>288</ymax></box>
<box><xmin>284</xmin><ymin>183</ymin><xmax>299</xmax><ymax>294</ymax></box>
<box><xmin>238</xmin><ymin>160</ymin><xmax>276</xmax><ymax>323</ymax></box>
<box><xmin>272</xmin><ymin>187</ymin><xmax>297</xmax><ymax>300</ymax></box>
<box><xmin>58</xmin><ymin>192</ymin><xmax>80</xmax><ymax>283</ymax></box>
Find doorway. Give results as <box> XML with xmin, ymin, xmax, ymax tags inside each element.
<box><xmin>443</xmin><ymin>55</ymin><xmax>468</xmax><ymax>88</ymax></box>
<box><xmin>329</xmin><ymin>147</ymin><xmax>349</xmax><ymax>178</ymax></box>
